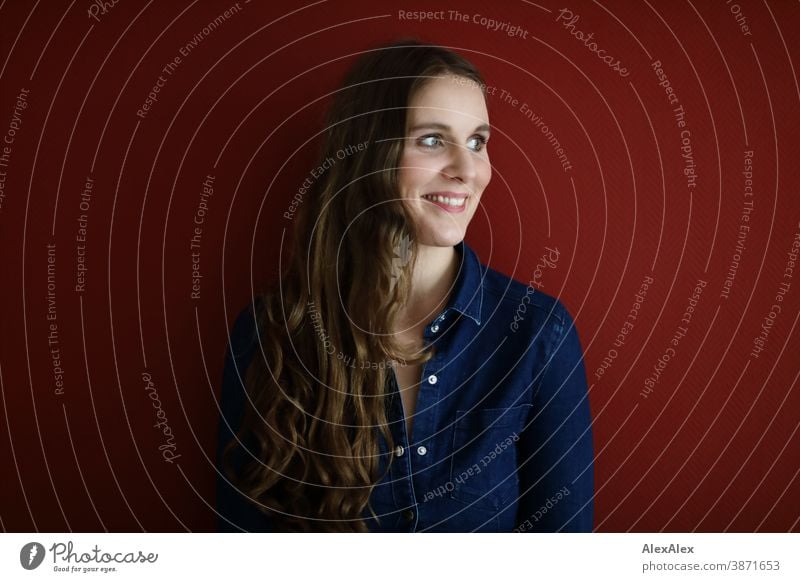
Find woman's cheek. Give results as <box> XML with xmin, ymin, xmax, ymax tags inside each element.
<box><xmin>478</xmin><ymin>158</ymin><xmax>492</xmax><ymax>190</ymax></box>
<box><xmin>399</xmin><ymin>158</ymin><xmax>436</xmax><ymax>192</ymax></box>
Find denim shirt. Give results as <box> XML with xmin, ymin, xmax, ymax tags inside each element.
<box><xmin>216</xmin><ymin>240</ymin><xmax>594</xmax><ymax>532</ymax></box>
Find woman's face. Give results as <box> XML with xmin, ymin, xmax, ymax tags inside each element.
<box><xmin>397</xmin><ymin>74</ymin><xmax>491</xmax><ymax>247</ymax></box>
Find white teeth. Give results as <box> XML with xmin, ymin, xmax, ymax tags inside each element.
<box><xmin>422</xmin><ymin>195</ymin><xmax>466</xmax><ymax>207</ymax></box>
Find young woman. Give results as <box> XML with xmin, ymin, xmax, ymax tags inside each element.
<box><xmin>216</xmin><ymin>39</ymin><xmax>594</xmax><ymax>532</ymax></box>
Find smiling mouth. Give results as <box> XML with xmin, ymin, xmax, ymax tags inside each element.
<box><xmin>420</xmin><ymin>193</ymin><xmax>468</xmax><ymax>208</ymax></box>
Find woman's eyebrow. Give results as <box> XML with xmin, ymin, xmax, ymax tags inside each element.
<box><xmin>408</xmin><ymin>122</ymin><xmax>490</xmax><ymax>133</ymax></box>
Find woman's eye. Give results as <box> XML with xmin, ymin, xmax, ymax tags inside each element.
<box><xmin>416</xmin><ymin>134</ymin><xmax>489</xmax><ymax>151</ymax></box>
<box><xmin>418</xmin><ymin>134</ymin><xmax>444</xmax><ymax>148</ymax></box>
<box><xmin>468</xmin><ymin>135</ymin><xmax>488</xmax><ymax>151</ymax></box>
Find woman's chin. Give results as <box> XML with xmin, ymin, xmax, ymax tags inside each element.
<box><xmin>416</xmin><ymin>228</ymin><xmax>466</xmax><ymax>248</ymax></box>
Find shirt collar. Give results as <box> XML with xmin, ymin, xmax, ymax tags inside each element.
<box><xmin>446</xmin><ymin>240</ymin><xmax>483</xmax><ymax>326</ymax></box>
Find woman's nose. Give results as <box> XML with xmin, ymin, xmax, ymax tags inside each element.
<box><xmin>443</xmin><ymin>142</ymin><xmax>477</xmax><ymax>183</ymax></box>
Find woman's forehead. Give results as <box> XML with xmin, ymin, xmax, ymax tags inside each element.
<box><xmin>407</xmin><ymin>77</ymin><xmax>489</xmax><ymax>127</ymax></box>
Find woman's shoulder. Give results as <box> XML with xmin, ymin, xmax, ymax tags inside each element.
<box><xmin>225</xmin><ymin>296</ymin><xmax>266</xmax><ymax>359</ymax></box>
<box><xmin>219</xmin><ymin>298</ymin><xmax>264</xmax><ymax>411</ymax></box>
<box><xmin>478</xmin><ymin>261</ymin><xmax>572</xmax><ymax>328</ymax></box>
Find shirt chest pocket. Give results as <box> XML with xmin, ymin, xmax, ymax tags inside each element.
<box><xmin>448</xmin><ymin>404</ymin><xmax>530</xmax><ymax>510</ymax></box>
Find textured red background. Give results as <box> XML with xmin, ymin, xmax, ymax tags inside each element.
<box><xmin>0</xmin><ymin>0</ymin><xmax>798</xmax><ymax>532</ymax></box>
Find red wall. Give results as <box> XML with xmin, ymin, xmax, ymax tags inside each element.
<box><xmin>1</xmin><ymin>0</ymin><xmax>798</xmax><ymax>532</ymax></box>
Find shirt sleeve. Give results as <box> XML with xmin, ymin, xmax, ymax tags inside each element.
<box><xmin>215</xmin><ymin>300</ymin><xmax>275</xmax><ymax>532</ymax></box>
<box><xmin>515</xmin><ymin>299</ymin><xmax>595</xmax><ymax>532</ymax></box>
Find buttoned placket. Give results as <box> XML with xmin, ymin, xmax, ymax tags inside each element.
<box><xmin>387</xmin><ymin>369</ymin><xmax>417</xmax><ymax>530</ymax></box>
<box><xmin>389</xmin><ymin>310</ymin><xmax>448</xmax><ymax>531</ymax></box>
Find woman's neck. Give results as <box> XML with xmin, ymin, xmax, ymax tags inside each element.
<box><xmin>397</xmin><ymin>243</ymin><xmax>459</xmax><ymax>330</ymax></box>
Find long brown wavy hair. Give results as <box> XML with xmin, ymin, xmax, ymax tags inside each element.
<box><xmin>223</xmin><ymin>38</ymin><xmax>488</xmax><ymax>532</ymax></box>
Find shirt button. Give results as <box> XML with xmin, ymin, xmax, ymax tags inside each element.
<box><xmin>431</xmin><ymin>324</ymin><xmax>440</xmax><ymax>333</ymax></box>
<box><xmin>417</xmin><ymin>446</ymin><xmax>427</xmax><ymax>456</ymax></box>
<box><xmin>394</xmin><ymin>445</ymin><xmax>404</xmax><ymax>457</ymax></box>
<box><xmin>427</xmin><ymin>374</ymin><xmax>437</xmax><ymax>385</ymax></box>
<box><xmin>402</xmin><ymin>509</ymin><xmax>414</xmax><ymax>522</ymax></box>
